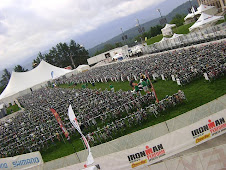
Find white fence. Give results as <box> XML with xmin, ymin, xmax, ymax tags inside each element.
<box><xmin>142</xmin><ymin>22</ymin><xmax>226</xmax><ymax>54</ymax></box>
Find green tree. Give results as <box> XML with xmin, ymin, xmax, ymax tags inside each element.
<box><xmin>0</xmin><ymin>85</ymin><xmax>5</xmax><ymax>94</ymax></box>
<box><xmin>148</xmin><ymin>25</ymin><xmax>163</xmax><ymax>38</ymax></box>
<box><xmin>14</xmin><ymin>65</ymin><xmax>28</xmax><ymax>72</ymax></box>
<box><xmin>115</xmin><ymin>42</ymin><xmax>123</xmax><ymax>48</ymax></box>
<box><xmin>33</xmin><ymin>52</ymin><xmax>44</xmax><ymax>68</ymax></box>
<box><xmin>33</xmin><ymin>40</ymin><xmax>89</xmax><ymax>69</ymax></box>
<box><xmin>0</xmin><ymin>69</ymin><xmax>11</xmax><ymax>87</ymax></box>
<box><xmin>170</xmin><ymin>14</ymin><xmax>185</xmax><ymax>27</ymax></box>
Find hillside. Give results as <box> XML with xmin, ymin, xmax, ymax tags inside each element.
<box><xmin>88</xmin><ymin>0</ymin><xmax>198</xmax><ymax>56</ymax></box>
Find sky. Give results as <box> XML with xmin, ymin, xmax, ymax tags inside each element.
<box><xmin>0</xmin><ymin>0</ymin><xmax>186</xmax><ymax>71</ymax></box>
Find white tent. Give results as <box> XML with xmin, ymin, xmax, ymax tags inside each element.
<box><xmin>76</xmin><ymin>65</ymin><xmax>90</xmax><ymax>73</ymax></box>
<box><xmin>0</xmin><ymin>60</ymin><xmax>72</xmax><ymax>101</ymax></box>
<box><xmin>161</xmin><ymin>24</ymin><xmax>176</xmax><ymax>36</ymax></box>
<box><xmin>189</xmin><ymin>13</ymin><xmax>224</xmax><ymax>31</ymax></box>
<box><xmin>170</xmin><ymin>33</ymin><xmax>184</xmax><ymax>45</ymax></box>
<box><xmin>195</xmin><ymin>4</ymin><xmax>218</xmax><ymax>15</ymax></box>
<box><xmin>171</xmin><ymin>33</ymin><xmax>183</xmax><ymax>39</ymax></box>
<box><xmin>184</xmin><ymin>6</ymin><xmax>196</xmax><ymax>21</ymax></box>
<box><xmin>184</xmin><ymin>13</ymin><xmax>196</xmax><ymax>21</ymax></box>
<box><xmin>159</xmin><ymin>37</ymin><xmax>170</xmax><ymax>43</ymax></box>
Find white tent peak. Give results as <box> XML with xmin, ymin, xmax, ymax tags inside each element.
<box><xmin>195</xmin><ymin>4</ymin><xmax>215</xmax><ymax>15</ymax></box>
<box><xmin>189</xmin><ymin>12</ymin><xmax>224</xmax><ymax>31</ymax></box>
<box><xmin>159</xmin><ymin>37</ymin><xmax>170</xmax><ymax>43</ymax></box>
<box><xmin>171</xmin><ymin>33</ymin><xmax>183</xmax><ymax>39</ymax></box>
<box><xmin>76</xmin><ymin>64</ymin><xmax>90</xmax><ymax>73</ymax></box>
<box><xmin>0</xmin><ymin>60</ymin><xmax>72</xmax><ymax>100</ymax></box>
<box><xmin>163</xmin><ymin>24</ymin><xmax>176</xmax><ymax>29</ymax></box>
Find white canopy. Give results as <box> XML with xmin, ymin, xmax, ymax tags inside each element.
<box><xmin>162</xmin><ymin>24</ymin><xmax>176</xmax><ymax>29</ymax></box>
<box><xmin>159</xmin><ymin>37</ymin><xmax>170</xmax><ymax>43</ymax></box>
<box><xmin>171</xmin><ymin>33</ymin><xmax>183</xmax><ymax>39</ymax></box>
<box><xmin>0</xmin><ymin>60</ymin><xmax>71</xmax><ymax>100</ymax></box>
<box><xmin>76</xmin><ymin>65</ymin><xmax>90</xmax><ymax>72</ymax></box>
<box><xmin>161</xmin><ymin>24</ymin><xmax>176</xmax><ymax>36</ymax></box>
<box><xmin>189</xmin><ymin>13</ymin><xmax>224</xmax><ymax>31</ymax></box>
<box><xmin>195</xmin><ymin>4</ymin><xmax>217</xmax><ymax>15</ymax></box>
<box><xmin>184</xmin><ymin>13</ymin><xmax>196</xmax><ymax>20</ymax></box>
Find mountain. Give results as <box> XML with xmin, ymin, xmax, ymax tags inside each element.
<box><xmin>88</xmin><ymin>0</ymin><xmax>198</xmax><ymax>56</ymax></box>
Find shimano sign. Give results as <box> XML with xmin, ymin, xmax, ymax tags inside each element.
<box><xmin>0</xmin><ymin>152</ymin><xmax>43</xmax><ymax>169</ymax></box>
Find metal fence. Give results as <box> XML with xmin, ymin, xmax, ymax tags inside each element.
<box><xmin>142</xmin><ymin>22</ymin><xmax>226</xmax><ymax>54</ymax></box>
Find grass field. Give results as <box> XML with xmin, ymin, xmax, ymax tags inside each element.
<box><xmin>6</xmin><ymin>104</ymin><xmax>20</xmax><ymax>115</ymax></box>
<box><xmin>146</xmin><ymin>34</ymin><xmax>163</xmax><ymax>45</ymax></box>
<box><xmin>173</xmin><ymin>22</ymin><xmax>194</xmax><ymax>34</ymax></box>
<box><xmin>41</xmin><ymin>75</ymin><xmax>226</xmax><ymax>162</ymax></box>
<box><xmin>146</xmin><ymin>23</ymin><xmax>194</xmax><ymax>45</ymax></box>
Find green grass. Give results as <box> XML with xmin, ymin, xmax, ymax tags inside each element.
<box><xmin>6</xmin><ymin>104</ymin><xmax>20</xmax><ymax>115</ymax></box>
<box><xmin>146</xmin><ymin>34</ymin><xmax>163</xmax><ymax>45</ymax></box>
<box><xmin>146</xmin><ymin>23</ymin><xmax>195</xmax><ymax>45</ymax></box>
<box><xmin>173</xmin><ymin>22</ymin><xmax>194</xmax><ymax>34</ymax></box>
<box><xmin>42</xmin><ymin>76</ymin><xmax>226</xmax><ymax>162</ymax></box>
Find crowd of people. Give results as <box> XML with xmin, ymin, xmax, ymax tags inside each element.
<box><xmin>0</xmin><ymin>40</ymin><xmax>225</xmax><ymax>158</ymax></box>
<box><xmin>56</xmin><ymin>41</ymin><xmax>225</xmax><ymax>86</ymax></box>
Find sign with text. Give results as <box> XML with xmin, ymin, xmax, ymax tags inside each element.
<box><xmin>0</xmin><ymin>151</ymin><xmax>43</xmax><ymax>169</ymax></box>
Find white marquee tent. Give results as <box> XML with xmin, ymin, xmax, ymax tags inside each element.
<box><xmin>195</xmin><ymin>4</ymin><xmax>218</xmax><ymax>15</ymax></box>
<box><xmin>0</xmin><ymin>60</ymin><xmax>72</xmax><ymax>102</ymax></box>
<box><xmin>189</xmin><ymin>12</ymin><xmax>224</xmax><ymax>31</ymax></box>
<box><xmin>184</xmin><ymin>7</ymin><xmax>196</xmax><ymax>21</ymax></box>
<box><xmin>159</xmin><ymin>37</ymin><xmax>170</xmax><ymax>43</ymax></box>
<box><xmin>76</xmin><ymin>65</ymin><xmax>90</xmax><ymax>73</ymax></box>
<box><xmin>161</xmin><ymin>24</ymin><xmax>176</xmax><ymax>36</ymax></box>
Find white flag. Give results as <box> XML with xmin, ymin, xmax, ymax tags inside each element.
<box><xmin>161</xmin><ymin>74</ymin><xmax>165</xmax><ymax>80</ymax></box>
<box><xmin>68</xmin><ymin>105</ymin><xmax>94</xmax><ymax>166</ymax></box>
<box><xmin>204</xmin><ymin>73</ymin><xmax>210</xmax><ymax>81</ymax></box>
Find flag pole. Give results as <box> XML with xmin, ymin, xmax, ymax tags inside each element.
<box><xmin>67</xmin><ymin>138</ymin><xmax>81</xmax><ymax>163</ymax></box>
<box><xmin>145</xmin><ymin>70</ymin><xmax>159</xmax><ymax>103</ymax></box>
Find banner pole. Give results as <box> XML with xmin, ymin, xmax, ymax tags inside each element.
<box><xmin>68</xmin><ymin>139</ymin><xmax>81</xmax><ymax>163</ymax></box>
<box><xmin>145</xmin><ymin>70</ymin><xmax>159</xmax><ymax>103</ymax></box>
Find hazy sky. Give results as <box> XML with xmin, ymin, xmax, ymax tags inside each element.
<box><xmin>0</xmin><ymin>0</ymin><xmax>178</xmax><ymax>70</ymax></box>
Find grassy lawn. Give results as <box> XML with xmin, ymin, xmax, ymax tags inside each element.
<box><xmin>173</xmin><ymin>22</ymin><xmax>194</xmax><ymax>34</ymax></box>
<box><xmin>6</xmin><ymin>104</ymin><xmax>20</xmax><ymax>115</ymax></box>
<box><xmin>42</xmin><ymin>75</ymin><xmax>226</xmax><ymax>162</ymax></box>
<box><xmin>146</xmin><ymin>34</ymin><xmax>163</xmax><ymax>45</ymax></box>
<box><xmin>146</xmin><ymin>23</ymin><xmax>195</xmax><ymax>45</ymax></box>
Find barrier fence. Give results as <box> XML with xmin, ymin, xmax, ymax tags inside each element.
<box><xmin>142</xmin><ymin>22</ymin><xmax>226</xmax><ymax>54</ymax></box>
<box><xmin>57</xmin><ymin>108</ymin><xmax>226</xmax><ymax>170</ymax></box>
<box><xmin>44</xmin><ymin>95</ymin><xmax>226</xmax><ymax>170</ymax></box>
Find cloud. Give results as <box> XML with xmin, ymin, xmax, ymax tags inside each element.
<box><xmin>0</xmin><ymin>0</ymin><xmax>166</xmax><ymax>70</ymax></box>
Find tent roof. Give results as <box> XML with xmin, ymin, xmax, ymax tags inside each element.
<box><xmin>159</xmin><ymin>37</ymin><xmax>170</xmax><ymax>43</ymax></box>
<box><xmin>0</xmin><ymin>60</ymin><xmax>72</xmax><ymax>100</ymax></box>
<box><xmin>171</xmin><ymin>33</ymin><xmax>183</xmax><ymax>39</ymax></box>
<box><xmin>162</xmin><ymin>24</ymin><xmax>176</xmax><ymax>29</ymax></box>
<box><xmin>189</xmin><ymin>13</ymin><xmax>224</xmax><ymax>31</ymax></box>
<box><xmin>76</xmin><ymin>65</ymin><xmax>90</xmax><ymax>69</ymax></box>
<box><xmin>184</xmin><ymin>13</ymin><xmax>195</xmax><ymax>20</ymax></box>
<box><xmin>195</xmin><ymin>4</ymin><xmax>215</xmax><ymax>15</ymax></box>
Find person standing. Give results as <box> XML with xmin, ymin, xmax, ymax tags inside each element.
<box><xmin>109</xmin><ymin>84</ymin><xmax>114</xmax><ymax>92</ymax></box>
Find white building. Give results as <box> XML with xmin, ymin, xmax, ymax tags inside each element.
<box><xmin>87</xmin><ymin>45</ymin><xmax>129</xmax><ymax>66</ymax></box>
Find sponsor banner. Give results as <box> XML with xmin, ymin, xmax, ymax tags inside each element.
<box><xmin>58</xmin><ymin>109</ymin><xmax>226</xmax><ymax>170</ymax></box>
<box><xmin>125</xmin><ymin>109</ymin><xmax>226</xmax><ymax>169</ymax></box>
<box><xmin>50</xmin><ymin>108</ymin><xmax>69</xmax><ymax>139</ymax></box>
<box><xmin>0</xmin><ymin>151</ymin><xmax>43</xmax><ymax>170</ymax></box>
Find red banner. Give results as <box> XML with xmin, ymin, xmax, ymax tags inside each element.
<box><xmin>50</xmin><ymin>108</ymin><xmax>69</xmax><ymax>139</ymax></box>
